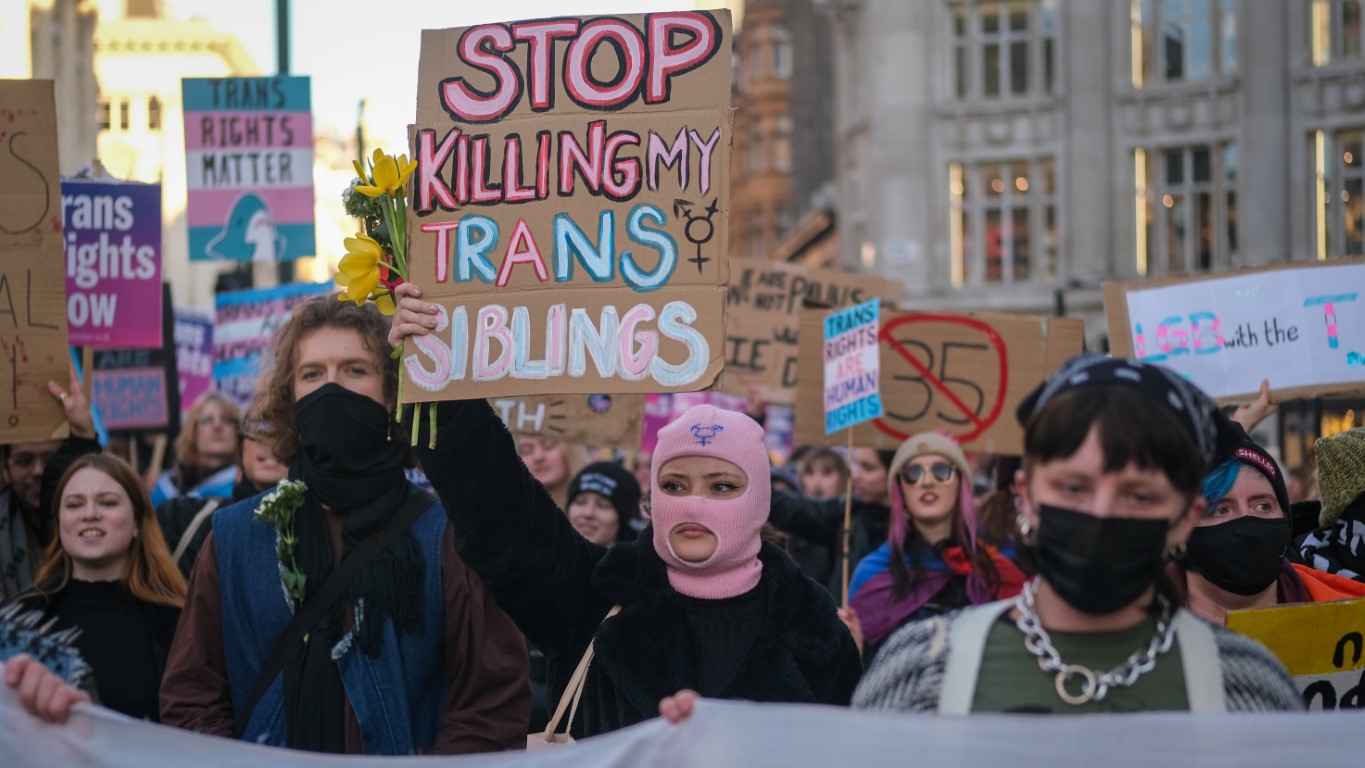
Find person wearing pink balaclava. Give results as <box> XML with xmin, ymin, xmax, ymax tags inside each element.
<box><xmin>390</xmin><ymin>282</ymin><xmax>860</xmax><ymax>740</ymax></box>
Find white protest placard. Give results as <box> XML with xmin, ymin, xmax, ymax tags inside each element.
<box><xmin>824</xmin><ymin>298</ymin><xmax>882</xmax><ymax>434</ymax></box>
<box><xmin>3</xmin><ymin>690</ymin><xmax>1363</xmax><ymax>768</ymax></box>
<box><xmin>1104</xmin><ymin>259</ymin><xmax>1365</xmax><ymax>401</ymax></box>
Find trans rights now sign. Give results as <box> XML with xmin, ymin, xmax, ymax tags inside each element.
<box><xmin>824</xmin><ymin>299</ymin><xmax>882</xmax><ymax>434</ymax></box>
<box><xmin>403</xmin><ymin>11</ymin><xmax>733</xmax><ymax>400</ymax></box>
<box><xmin>61</xmin><ymin>180</ymin><xmax>162</xmax><ymax>348</ymax></box>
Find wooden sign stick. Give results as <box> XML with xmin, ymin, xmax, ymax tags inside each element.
<box><xmin>841</xmin><ymin>427</ymin><xmax>854</xmax><ymax>607</ymax></box>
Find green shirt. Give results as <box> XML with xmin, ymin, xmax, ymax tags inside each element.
<box><xmin>971</xmin><ymin>615</ymin><xmax>1189</xmax><ymax>713</ymax></box>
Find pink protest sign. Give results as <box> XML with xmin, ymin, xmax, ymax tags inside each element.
<box><xmin>61</xmin><ymin>180</ymin><xmax>163</xmax><ymax>348</ymax></box>
<box><xmin>174</xmin><ymin>307</ymin><xmax>213</xmax><ymax>420</ymax></box>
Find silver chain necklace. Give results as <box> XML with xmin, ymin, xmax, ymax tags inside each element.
<box><xmin>1012</xmin><ymin>578</ymin><xmax>1178</xmax><ymax>706</ymax></box>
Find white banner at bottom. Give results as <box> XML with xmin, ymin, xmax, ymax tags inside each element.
<box><xmin>2</xmin><ymin>687</ymin><xmax>1362</xmax><ymax>767</ymax></box>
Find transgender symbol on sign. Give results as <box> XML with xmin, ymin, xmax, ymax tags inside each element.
<box><xmin>673</xmin><ymin>198</ymin><xmax>718</xmax><ymax>273</ymax></box>
<box><xmin>206</xmin><ymin>193</ymin><xmax>287</xmax><ymax>262</ymax></box>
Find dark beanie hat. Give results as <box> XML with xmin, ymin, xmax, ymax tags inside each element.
<box><xmin>567</xmin><ymin>461</ymin><xmax>641</xmax><ymax>542</ymax></box>
<box><xmin>1223</xmin><ymin>427</ymin><xmax>1292</xmax><ymax>520</ymax></box>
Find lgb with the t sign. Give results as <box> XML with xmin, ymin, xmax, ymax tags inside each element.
<box><xmin>1105</xmin><ymin>260</ymin><xmax>1365</xmax><ymax>401</ymax></box>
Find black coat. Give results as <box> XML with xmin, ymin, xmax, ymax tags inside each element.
<box><xmin>413</xmin><ymin>401</ymin><xmax>862</xmax><ymax>738</ymax></box>
<box><xmin>768</xmin><ymin>490</ymin><xmax>891</xmax><ymax>596</ymax></box>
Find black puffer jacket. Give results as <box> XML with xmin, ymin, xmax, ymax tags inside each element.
<box><xmin>413</xmin><ymin>400</ymin><xmax>862</xmax><ymax>738</ymax></box>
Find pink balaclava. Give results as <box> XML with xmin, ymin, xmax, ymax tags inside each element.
<box><xmin>650</xmin><ymin>404</ymin><xmax>771</xmax><ymax>600</ymax></box>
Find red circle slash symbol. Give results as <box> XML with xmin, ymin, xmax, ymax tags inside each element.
<box><xmin>872</xmin><ymin>314</ymin><xmax>1008</xmax><ymax>444</ymax></box>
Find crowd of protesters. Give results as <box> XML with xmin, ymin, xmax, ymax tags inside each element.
<box><xmin>3</xmin><ymin>291</ymin><xmax>1365</xmax><ymax>753</ymax></box>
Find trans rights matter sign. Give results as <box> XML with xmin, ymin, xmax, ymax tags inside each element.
<box><xmin>403</xmin><ymin>11</ymin><xmax>733</xmax><ymax>400</ymax></box>
<box><xmin>61</xmin><ymin>180</ymin><xmax>162</xmax><ymax>348</ymax></box>
<box><xmin>823</xmin><ymin>298</ymin><xmax>882</xmax><ymax>434</ymax></box>
<box><xmin>182</xmin><ymin>75</ymin><xmax>315</xmax><ymax>262</ymax></box>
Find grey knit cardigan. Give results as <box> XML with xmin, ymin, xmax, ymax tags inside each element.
<box><xmin>853</xmin><ymin>606</ymin><xmax>1305</xmax><ymax>714</ymax></box>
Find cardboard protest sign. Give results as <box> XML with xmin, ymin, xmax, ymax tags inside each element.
<box><xmin>490</xmin><ymin>393</ymin><xmax>644</xmax><ymax>449</ymax></box>
<box><xmin>174</xmin><ymin>307</ymin><xmax>213</xmax><ymax>420</ymax></box>
<box><xmin>724</xmin><ymin>258</ymin><xmax>901</xmax><ymax>405</ymax></box>
<box><xmin>823</xmin><ymin>299</ymin><xmax>882</xmax><ymax>434</ymax></box>
<box><xmin>402</xmin><ymin>11</ymin><xmax>733</xmax><ymax>401</ymax></box>
<box><xmin>213</xmin><ymin>282</ymin><xmax>330</xmax><ymax>410</ymax></box>
<box><xmin>1227</xmin><ymin>597</ymin><xmax>1365</xmax><ymax>711</ymax></box>
<box><xmin>89</xmin><ymin>284</ymin><xmax>178</xmax><ymax>431</ymax></box>
<box><xmin>61</xmin><ymin>180</ymin><xmax>162</xmax><ymax>348</ymax></box>
<box><xmin>1104</xmin><ymin>259</ymin><xmax>1365</xmax><ymax>402</ymax></box>
<box><xmin>0</xmin><ymin>80</ymin><xmax>70</xmax><ymax>444</ymax></box>
<box><xmin>183</xmin><ymin>76</ymin><xmax>315</xmax><ymax>262</ymax></box>
<box><xmin>796</xmin><ymin>307</ymin><xmax>1085</xmax><ymax>453</ymax></box>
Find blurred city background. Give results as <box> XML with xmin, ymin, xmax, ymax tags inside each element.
<box><xmin>2</xmin><ymin>0</ymin><xmax>1361</xmax><ymax>464</ymax></box>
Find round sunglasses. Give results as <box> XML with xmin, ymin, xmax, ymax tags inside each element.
<box><xmin>899</xmin><ymin>461</ymin><xmax>956</xmax><ymax>486</ymax></box>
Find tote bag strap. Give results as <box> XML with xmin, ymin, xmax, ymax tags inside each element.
<box><xmin>543</xmin><ymin>605</ymin><xmax>623</xmax><ymax>738</ymax></box>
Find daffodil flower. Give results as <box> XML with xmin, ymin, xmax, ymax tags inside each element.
<box><xmin>355</xmin><ymin>149</ymin><xmax>418</xmax><ymax>198</ymax></box>
<box><xmin>336</xmin><ymin>233</ymin><xmax>383</xmax><ymax>305</ymax></box>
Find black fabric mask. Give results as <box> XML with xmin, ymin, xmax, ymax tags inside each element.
<box><xmin>1034</xmin><ymin>503</ymin><xmax>1172</xmax><ymax>615</ymax></box>
<box><xmin>1185</xmin><ymin>516</ymin><xmax>1290</xmax><ymax>596</ymax></box>
<box><xmin>294</xmin><ymin>382</ymin><xmax>406</xmax><ymax>510</ymax></box>
<box><xmin>284</xmin><ymin>383</ymin><xmax>423</xmax><ymax>753</ymax></box>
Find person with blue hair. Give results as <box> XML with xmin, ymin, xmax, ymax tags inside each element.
<box><xmin>1173</xmin><ymin>426</ymin><xmax>1365</xmax><ymax>627</ymax></box>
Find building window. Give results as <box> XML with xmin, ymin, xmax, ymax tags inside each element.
<box><xmin>1313</xmin><ymin>128</ymin><xmax>1365</xmax><ymax>259</ymax></box>
<box><xmin>1135</xmin><ymin>143</ymin><xmax>1237</xmax><ymax>276</ymax></box>
<box><xmin>1132</xmin><ymin>0</ymin><xmax>1238</xmax><ymax>87</ymax></box>
<box><xmin>771</xmin><ymin>24</ymin><xmax>793</xmax><ymax>80</ymax></box>
<box><xmin>96</xmin><ymin>99</ymin><xmax>110</xmax><ymax>131</ymax></box>
<box><xmin>949</xmin><ymin>157</ymin><xmax>1057</xmax><ymax>285</ymax></box>
<box><xmin>773</xmin><ymin>116</ymin><xmax>792</xmax><ymax>173</ymax></box>
<box><xmin>748</xmin><ymin>119</ymin><xmax>766</xmax><ymax>173</ymax></box>
<box><xmin>949</xmin><ymin>1</ymin><xmax>1057</xmax><ymax>101</ymax></box>
<box><xmin>1308</xmin><ymin>0</ymin><xmax>1364</xmax><ymax>65</ymax></box>
<box><xmin>148</xmin><ymin>95</ymin><xmax>162</xmax><ymax>131</ymax></box>
<box><xmin>118</xmin><ymin>98</ymin><xmax>130</xmax><ymax>131</ymax></box>
<box><xmin>748</xmin><ymin>210</ymin><xmax>767</xmax><ymax>259</ymax></box>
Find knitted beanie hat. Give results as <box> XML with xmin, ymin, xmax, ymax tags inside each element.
<box><xmin>886</xmin><ymin>431</ymin><xmax>972</xmax><ymax>504</ymax></box>
<box><xmin>1199</xmin><ymin>427</ymin><xmax>1293</xmax><ymax>530</ymax></box>
<box><xmin>651</xmin><ymin>404</ymin><xmax>771</xmax><ymax>599</ymax></box>
<box><xmin>1316</xmin><ymin>428</ymin><xmax>1365</xmax><ymax>527</ymax></box>
<box><xmin>567</xmin><ymin>461</ymin><xmax>642</xmax><ymax>542</ymax></box>
<box><xmin>882</xmin><ymin>431</ymin><xmax>994</xmax><ymax>609</ymax></box>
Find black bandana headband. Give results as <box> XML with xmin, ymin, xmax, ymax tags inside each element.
<box><xmin>1016</xmin><ymin>353</ymin><xmax>1240</xmax><ymax>473</ymax></box>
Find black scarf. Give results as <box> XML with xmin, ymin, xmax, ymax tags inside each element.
<box><xmin>281</xmin><ymin>384</ymin><xmax>424</xmax><ymax>753</ymax></box>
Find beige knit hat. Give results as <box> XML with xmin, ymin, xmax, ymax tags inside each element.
<box><xmin>1315</xmin><ymin>428</ymin><xmax>1365</xmax><ymax>527</ymax></box>
<box><xmin>887</xmin><ymin>431</ymin><xmax>971</xmax><ymax>503</ymax></box>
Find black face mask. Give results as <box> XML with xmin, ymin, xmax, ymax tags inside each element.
<box><xmin>293</xmin><ymin>382</ymin><xmax>406</xmax><ymax>510</ymax></box>
<box><xmin>1034</xmin><ymin>503</ymin><xmax>1172</xmax><ymax>615</ymax></box>
<box><xmin>1185</xmin><ymin>516</ymin><xmax>1289</xmax><ymax>596</ymax></box>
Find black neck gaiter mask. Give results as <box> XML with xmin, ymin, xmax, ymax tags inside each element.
<box><xmin>1185</xmin><ymin>516</ymin><xmax>1290</xmax><ymax>596</ymax></box>
<box><xmin>1034</xmin><ymin>503</ymin><xmax>1171</xmax><ymax>615</ymax></box>
<box><xmin>283</xmin><ymin>383</ymin><xmax>424</xmax><ymax>753</ymax></box>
